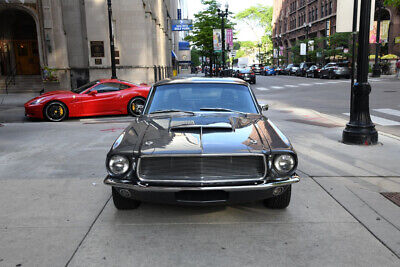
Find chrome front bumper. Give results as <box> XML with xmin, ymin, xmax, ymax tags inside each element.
<box><xmin>104</xmin><ymin>175</ymin><xmax>300</xmax><ymax>192</ymax></box>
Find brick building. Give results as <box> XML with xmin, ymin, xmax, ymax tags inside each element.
<box><xmin>272</xmin><ymin>0</ymin><xmax>338</xmax><ymax>64</ymax></box>
<box><xmin>272</xmin><ymin>0</ymin><xmax>399</xmax><ymax>65</ymax></box>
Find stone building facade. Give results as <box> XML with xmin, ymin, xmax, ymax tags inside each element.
<box><xmin>0</xmin><ymin>0</ymin><xmax>178</xmax><ymax>92</ymax></box>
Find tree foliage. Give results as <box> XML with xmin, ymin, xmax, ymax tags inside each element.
<box><xmin>234</xmin><ymin>5</ymin><xmax>273</xmax><ymax>63</ymax></box>
<box><xmin>185</xmin><ymin>0</ymin><xmax>234</xmax><ymax>60</ymax></box>
<box><xmin>384</xmin><ymin>0</ymin><xmax>400</xmax><ymax>6</ymax></box>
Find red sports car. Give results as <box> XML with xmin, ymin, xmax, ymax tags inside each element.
<box><xmin>25</xmin><ymin>79</ymin><xmax>150</xmax><ymax>121</ymax></box>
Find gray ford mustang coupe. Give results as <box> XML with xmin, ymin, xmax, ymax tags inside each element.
<box><xmin>104</xmin><ymin>78</ymin><xmax>299</xmax><ymax>209</ymax></box>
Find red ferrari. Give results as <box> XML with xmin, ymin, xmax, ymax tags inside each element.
<box><xmin>25</xmin><ymin>79</ymin><xmax>150</xmax><ymax>121</ymax></box>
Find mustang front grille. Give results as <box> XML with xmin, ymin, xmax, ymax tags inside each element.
<box><xmin>137</xmin><ymin>155</ymin><xmax>266</xmax><ymax>183</ymax></box>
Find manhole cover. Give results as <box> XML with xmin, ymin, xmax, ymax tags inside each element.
<box><xmin>286</xmin><ymin>119</ymin><xmax>342</xmax><ymax>128</ymax></box>
<box><xmin>381</xmin><ymin>192</ymin><xmax>400</xmax><ymax>207</ymax></box>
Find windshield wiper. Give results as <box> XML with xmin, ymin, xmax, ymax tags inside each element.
<box><xmin>199</xmin><ymin>108</ymin><xmax>246</xmax><ymax>114</ymax></box>
<box><xmin>150</xmin><ymin>109</ymin><xmax>195</xmax><ymax>115</ymax></box>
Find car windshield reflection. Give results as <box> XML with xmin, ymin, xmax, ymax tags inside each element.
<box><xmin>145</xmin><ymin>83</ymin><xmax>259</xmax><ymax>114</ymax></box>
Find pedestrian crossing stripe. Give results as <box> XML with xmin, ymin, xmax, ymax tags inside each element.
<box><xmin>298</xmin><ymin>83</ymin><xmax>311</xmax><ymax>86</ymax></box>
<box><xmin>374</xmin><ymin>109</ymin><xmax>400</xmax><ymax>117</ymax></box>
<box><xmin>343</xmin><ymin>113</ymin><xmax>400</xmax><ymax>126</ymax></box>
<box><xmin>285</xmin><ymin>85</ymin><xmax>298</xmax><ymax>87</ymax></box>
<box><xmin>270</xmin><ymin>86</ymin><xmax>284</xmax><ymax>89</ymax></box>
<box><xmin>255</xmin><ymin>87</ymin><xmax>269</xmax><ymax>91</ymax></box>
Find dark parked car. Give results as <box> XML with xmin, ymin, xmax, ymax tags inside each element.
<box><xmin>275</xmin><ymin>65</ymin><xmax>286</xmax><ymax>75</ymax></box>
<box><xmin>296</xmin><ymin>62</ymin><xmax>316</xmax><ymax>77</ymax></box>
<box><xmin>282</xmin><ymin>64</ymin><xmax>293</xmax><ymax>75</ymax></box>
<box><xmin>288</xmin><ymin>64</ymin><xmax>300</xmax><ymax>76</ymax></box>
<box><xmin>319</xmin><ymin>62</ymin><xmax>351</xmax><ymax>79</ymax></box>
<box><xmin>305</xmin><ymin>65</ymin><xmax>322</xmax><ymax>78</ymax></box>
<box><xmin>104</xmin><ymin>78</ymin><xmax>299</xmax><ymax>209</ymax></box>
<box><xmin>251</xmin><ymin>64</ymin><xmax>264</xmax><ymax>75</ymax></box>
<box><xmin>237</xmin><ymin>68</ymin><xmax>256</xmax><ymax>84</ymax></box>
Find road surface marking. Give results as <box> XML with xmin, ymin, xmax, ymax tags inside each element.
<box><xmin>327</xmin><ymin>81</ymin><xmax>341</xmax><ymax>84</ymax></box>
<box><xmin>374</xmin><ymin>108</ymin><xmax>400</xmax><ymax>117</ymax></box>
<box><xmin>285</xmin><ymin>85</ymin><xmax>298</xmax><ymax>88</ymax></box>
<box><xmin>313</xmin><ymin>82</ymin><xmax>326</xmax><ymax>85</ymax></box>
<box><xmin>298</xmin><ymin>83</ymin><xmax>311</xmax><ymax>86</ymax></box>
<box><xmin>343</xmin><ymin>113</ymin><xmax>400</xmax><ymax>126</ymax></box>
<box><xmin>255</xmin><ymin>87</ymin><xmax>270</xmax><ymax>91</ymax></box>
<box><xmin>271</xmin><ymin>86</ymin><xmax>284</xmax><ymax>89</ymax></box>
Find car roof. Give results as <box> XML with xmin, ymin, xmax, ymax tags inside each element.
<box><xmin>153</xmin><ymin>77</ymin><xmax>249</xmax><ymax>86</ymax></box>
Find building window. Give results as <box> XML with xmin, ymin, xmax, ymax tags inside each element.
<box><xmin>329</xmin><ymin>1</ymin><xmax>332</xmax><ymax>15</ymax></box>
<box><xmin>321</xmin><ymin>3</ymin><xmax>324</xmax><ymax>17</ymax></box>
<box><xmin>315</xmin><ymin>8</ymin><xmax>318</xmax><ymax>20</ymax></box>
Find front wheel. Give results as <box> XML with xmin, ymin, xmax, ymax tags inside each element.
<box><xmin>128</xmin><ymin>97</ymin><xmax>146</xmax><ymax>116</ymax></box>
<box><xmin>112</xmin><ymin>187</ymin><xmax>141</xmax><ymax>210</ymax></box>
<box><xmin>44</xmin><ymin>101</ymin><xmax>68</xmax><ymax>122</ymax></box>
<box><xmin>263</xmin><ymin>185</ymin><xmax>291</xmax><ymax>209</ymax></box>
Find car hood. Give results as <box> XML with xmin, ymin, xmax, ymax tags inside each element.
<box><xmin>112</xmin><ymin>113</ymin><xmax>293</xmax><ymax>156</ymax></box>
<box><xmin>25</xmin><ymin>91</ymin><xmax>75</xmax><ymax>105</ymax></box>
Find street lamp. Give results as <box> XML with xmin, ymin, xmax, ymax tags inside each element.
<box><xmin>372</xmin><ymin>0</ymin><xmax>383</xmax><ymax>77</ymax></box>
<box><xmin>303</xmin><ymin>23</ymin><xmax>312</xmax><ymax>62</ymax></box>
<box><xmin>343</xmin><ymin>0</ymin><xmax>378</xmax><ymax>145</ymax></box>
<box><xmin>107</xmin><ymin>0</ymin><xmax>117</xmax><ymax>79</ymax></box>
<box><xmin>217</xmin><ymin>3</ymin><xmax>229</xmax><ymax>74</ymax></box>
<box><xmin>275</xmin><ymin>34</ymin><xmax>282</xmax><ymax>66</ymax></box>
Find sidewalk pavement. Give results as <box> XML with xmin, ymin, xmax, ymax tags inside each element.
<box><xmin>0</xmin><ymin>81</ymin><xmax>399</xmax><ymax>265</ymax></box>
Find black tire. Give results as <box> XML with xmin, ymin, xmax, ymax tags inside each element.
<box><xmin>263</xmin><ymin>185</ymin><xmax>292</xmax><ymax>209</ymax></box>
<box><xmin>328</xmin><ymin>72</ymin><xmax>334</xmax><ymax>79</ymax></box>
<box><xmin>112</xmin><ymin>187</ymin><xmax>141</xmax><ymax>210</ymax></box>
<box><xmin>44</xmin><ymin>101</ymin><xmax>68</xmax><ymax>122</ymax></box>
<box><xmin>128</xmin><ymin>97</ymin><xmax>146</xmax><ymax>116</ymax></box>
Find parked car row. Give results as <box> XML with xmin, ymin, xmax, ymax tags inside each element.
<box><xmin>266</xmin><ymin>62</ymin><xmax>351</xmax><ymax>79</ymax></box>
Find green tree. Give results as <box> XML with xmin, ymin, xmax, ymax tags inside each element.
<box><xmin>384</xmin><ymin>0</ymin><xmax>400</xmax><ymax>6</ymax></box>
<box><xmin>185</xmin><ymin>0</ymin><xmax>234</xmax><ymax>64</ymax></box>
<box><xmin>235</xmin><ymin>5</ymin><xmax>274</xmax><ymax>63</ymax></box>
<box><xmin>191</xmin><ymin>49</ymin><xmax>201</xmax><ymax>67</ymax></box>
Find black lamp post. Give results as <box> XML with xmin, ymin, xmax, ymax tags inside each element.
<box><xmin>107</xmin><ymin>0</ymin><xmax>117</xmax><ymax>79</ymax></box>
<box><xmin>343</xmin><ymin>0</ymin><xmax>378</xmax><ymax>145</ymax></box>
<box><xmin>275</xmin><ymin>34</ymin><xmax>282</xmax><ymax>66</ymax></box>
<box><xmin>217</xmin><ymin>3</ymin><xmax>229</xmax><ymax>73</ymax></box>
<box><xmin>303</xmin><ymin>22</ymin><xmax>311</xmax><ymax>62</ymax></box>
<box><xmin>372</xmin><ymin>0</ymin><xmax>383</xmax><ymax>77</ymax></box>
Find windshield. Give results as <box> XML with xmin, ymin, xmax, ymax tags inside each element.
<box><xmin>71</xmin><ymin>81</ymin><xmax>99</xmax><ymax>94</ymax></box>
<box><xmin>145</xmin><ymin>83</ymin><xmax>259</xmax><ymax>114</ymax></box>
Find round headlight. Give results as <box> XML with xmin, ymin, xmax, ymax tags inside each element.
<box><xmin>273</xmin><ymin>154</ymin><xmax>295</xmax><ymax>174</ymax></box>
<box><xmin>108</xmin><ymin>155</ymin><xmax>130</xmax><ymax>175</ymax></box>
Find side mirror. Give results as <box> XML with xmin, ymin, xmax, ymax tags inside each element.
<box><xmin>88</xmin><ymin>90</ymin><xmax>97</xmax><ymax>96</ymax></box>
<box><xmin>260</xmin><ymin>104</ymin><xmax>269</xmax><ymax>111</ymax></box>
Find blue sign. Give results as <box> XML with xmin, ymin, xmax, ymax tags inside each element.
<box><xmin>179</xmin><ymin>41</ymin><xmax>190</xmax><ymax>51</ymax></box>
<box><xmin>172</xmin><ymin>19</ymin><xmax>193</xmax><ymax>31</ymax></box>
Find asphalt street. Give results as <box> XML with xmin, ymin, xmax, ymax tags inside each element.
<box><xmin>250</xmin><ymin>74</ymin><xmax>400</xmax><ymax>137</ymax></box>
<box><xmin>0</xmin><ymin>75</ymin><xmax>400</xmax><ymax>266</ymax></box>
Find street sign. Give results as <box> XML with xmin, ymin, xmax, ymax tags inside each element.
<box><xmin>396</xmin><ymin>37</ymin><xmax>400</xmax><ymax>44</ymax></box>
<box><xmin>172</xmin><ymin>19</ymin><xmax>193</xmax><ymax>31</ymax></box>
<box><xmin>230</xmin><ymin>50</ymin><xmax>237</xmax><ymax>58</ymax></box>
<box><xmin>336</xmin><ymin>0</ymin><xmax>376</xmax><ymax>32</ymax></box>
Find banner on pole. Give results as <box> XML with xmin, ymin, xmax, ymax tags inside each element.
<box><xmin>213</xmin><ymin>29</ymin><xmax>222</xmax><ymax>51</ymax></box>
<box><xmin>300</xmin><ymin>43</ymin><xmax>307</xmax><ymax>56</ymax></box>
<box><xmin>225</xmin><ymin>29</ymin><xmax>233</xmax><ymax>50</ymax></box>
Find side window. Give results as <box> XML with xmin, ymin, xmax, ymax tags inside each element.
<box><xmin>120</xmin><ymin>84</ymin><xmax>131</xmax><ymax>90</ymax></box>
<box><xmin>91</xmin><ymin>83</ymin><xmax>121</xmax><ymax>93</ymax></box>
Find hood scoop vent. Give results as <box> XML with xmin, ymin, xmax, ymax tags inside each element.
<box><xmin>170</xmin><ymin>125</ymin><xmax>233</xmax><ymax>133</ymax></box>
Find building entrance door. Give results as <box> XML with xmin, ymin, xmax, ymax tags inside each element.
<box><xmin>14</xmin><ymin>40</ymin><xmax>40</xmax><ymax>75</ymax></box>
